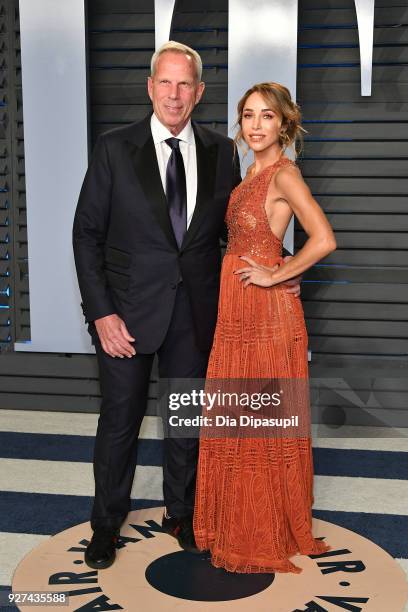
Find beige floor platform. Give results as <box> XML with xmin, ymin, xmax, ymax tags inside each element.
<box><xmin>12</xmin><ymin>507</ymin><xmax>408</xmax><ymax>612</ymax></box>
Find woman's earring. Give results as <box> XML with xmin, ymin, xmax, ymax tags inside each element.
<box><xmin>279</xmin><ymin>130</ymin><xmax>290</xmax><ymax>150</ymax></box>
<box><xmin>279</xmin><ymin>130</ymin><xmax>289</xmax><ymax>144</ymax></box>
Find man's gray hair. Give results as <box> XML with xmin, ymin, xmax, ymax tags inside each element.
<box><xmin>150</xmin><ymin>41</ymin><xmax>203</xmax><ymax>82</ymax></box>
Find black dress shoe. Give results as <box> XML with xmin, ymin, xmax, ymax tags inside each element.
<box><xmin>162</xmin><ymin>514</ymin><xmax>203</xmax><ymax>554</ymax></box>
<box><xmin>85</xmin><ymin>527</ymin><xmax>119</xmax><ymax>570</ymax></box>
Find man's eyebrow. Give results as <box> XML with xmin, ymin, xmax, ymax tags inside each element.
<box><xmin>157</xmin><ymin>77</ymin><xmax>192</xmax><ymax>83</ymax></box>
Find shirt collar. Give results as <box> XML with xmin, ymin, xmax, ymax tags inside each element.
<box><xmin>151</xmin><ymin>113</ymin><xmax>194</xmax><ymax>145</ymax></box>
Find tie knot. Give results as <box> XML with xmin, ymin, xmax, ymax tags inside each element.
<box><xmin>165</xmin><ymin>137</ymin><xmax>181</xmax><ymax>150</ymax></box>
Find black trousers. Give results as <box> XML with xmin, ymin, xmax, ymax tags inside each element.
<box><xmin>90</xmin><ymin>283</ymin><xmax>209</xmax><ymax>530</ymax></box>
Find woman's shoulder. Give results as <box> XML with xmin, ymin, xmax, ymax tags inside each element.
<box><xmin>279</xmin><ymin>155</ymin><xmax>298</xmax><ymax>168</ymax></box>
<box><xmin>273</xmin><ymin>157</ymin><xmax>304</xmax><ymax>190</ymax></box>
<box><xmin>276</xmin><ymin>156</ymin><xmax>302</xmax><ymax>176</ymax></box>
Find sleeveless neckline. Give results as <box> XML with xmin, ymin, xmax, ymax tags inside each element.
<box><xmin>237</xmin><ymin>156</ymin><xmax>294</xmax><ymax>192</ymax></box>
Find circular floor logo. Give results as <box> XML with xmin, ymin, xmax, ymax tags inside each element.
<box><xmin>12</xmin><ymin>507</ymin><xmax>408</xmax><ymax>611</ymax></box>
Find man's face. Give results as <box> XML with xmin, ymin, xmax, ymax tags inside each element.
<box><xmin>148</xmin><ymin>51</ymin><xmax>205</xmax><ymax>135</ymax></box>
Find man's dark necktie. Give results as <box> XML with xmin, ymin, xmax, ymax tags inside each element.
<box><xmin>165</xmin><ymin>137</ymin><xmax>187</xmax><ymax>248</ymax></box>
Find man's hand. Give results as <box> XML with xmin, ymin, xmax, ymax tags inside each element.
<box><xmin>95</xmin><ymin>314</ymin><xmax>136</xmax><ymax>358</ymax></box>
<box><xmin>282</xmin><ymin>255</ymin><xmax>301</xmax><ymax>297</ymax></box>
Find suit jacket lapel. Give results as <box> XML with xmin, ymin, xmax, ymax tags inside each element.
<box><xmin>181</xmin><ymin>123</ymin><xmax>218</xmax><ymax>251</ymax></box>
<box><xmin>126</xmin><ymin>116</ymin><xmax>218</xmax><ymax>253</ymax></box>
<box><xmin>127</xmin><ymin>118</ymin><xmax>179</xmax><ymax>251</ymax></box>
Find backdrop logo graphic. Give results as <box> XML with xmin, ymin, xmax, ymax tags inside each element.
<box><xmin>155</xmin><ymin>0</ymin><xmax>375</xmax><ymax>96</ymax></box>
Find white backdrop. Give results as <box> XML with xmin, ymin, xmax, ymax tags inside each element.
<box><xmin>15</xmin><ymin>0</ymin><xmax>374</xmax><ymax>354</ymax></box>
<box><xmin>15</xmin><ymin>0</ymin><xmax>89</xmax><ymax>353</ymax></box>
<box><xmin>228</xmin><ymin>0</ymin><xmax>299</xmax><ymax>255</ymax></box>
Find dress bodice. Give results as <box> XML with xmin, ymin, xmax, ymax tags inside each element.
<box><xmin>226</xmin><ymin>156</ymin><xmax>296</xmax><ymax>260</ymax></box>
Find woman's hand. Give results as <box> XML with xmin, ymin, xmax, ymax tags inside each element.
<box><xmin>234</xmin><ymin>256</ymin><xmax>279</xmax><ymax>288</ymax></box>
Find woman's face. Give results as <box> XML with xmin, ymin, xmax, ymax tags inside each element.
<box><xmin>241</xmin><ymin>91</ymin><xmax>283</xmax><ymax>153</ymax></box>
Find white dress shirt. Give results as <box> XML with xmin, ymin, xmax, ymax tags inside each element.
<box><xmin>150</xmin><ymin>113</ymin><xmax>197</xmax><ymax>229</ymax></box>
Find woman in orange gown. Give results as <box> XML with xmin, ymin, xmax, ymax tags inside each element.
<box><xmin>193</xmin><ymin>82</ymin><xmax>336</xmax><ymax>574</ymax></box>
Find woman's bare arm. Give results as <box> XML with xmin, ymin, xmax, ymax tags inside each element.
<box><xmin>235</xmin><ymin>165</ymin><xmax>336</xmax><ymax>287</ymax></box>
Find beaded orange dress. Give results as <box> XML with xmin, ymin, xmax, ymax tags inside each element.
<box><xmin>193</xmin><ymin>156</ymin><xmax>330</xmax><ymax>573</ymax></box>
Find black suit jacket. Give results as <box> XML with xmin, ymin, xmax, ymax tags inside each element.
<box><xmin>72</xmin><ymin>115</ymin><xmax>242</xmax><ymax>353</ymax></box>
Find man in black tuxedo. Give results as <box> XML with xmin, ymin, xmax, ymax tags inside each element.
<box><xmin>73</xmin><ymin>41</ymin><xmax>299</xmax><ymax>569</ymax></box>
